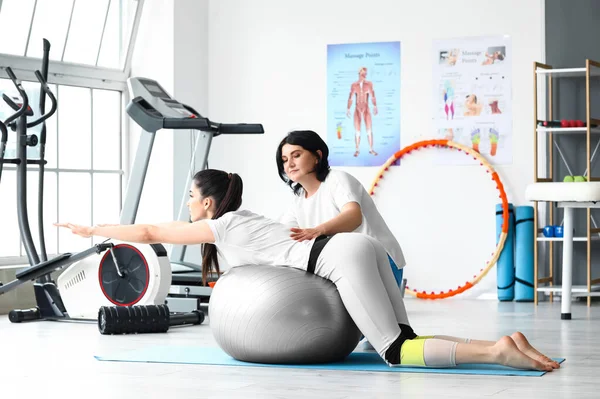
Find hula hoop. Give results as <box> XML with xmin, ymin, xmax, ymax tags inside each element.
<box><xmin>369</xmin><ymin>139</ymin><xmax>509</xmax><ymax>300</ymax></box>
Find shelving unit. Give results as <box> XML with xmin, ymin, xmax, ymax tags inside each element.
<box><xmin>533</xmin><ymin>59</ymin><xmax>600</xmax><ymax>306</ymax></box>
<box><xmin>536</xmin><ymin>126</ymin><xmax>600</xmax><ymax>134</ymax></box>
<box><xmin>537</xmin><ymin>236</ymin><xmax>600</xmax><ymax>242</ymax></box>
<box><xmin>537</xmin><ymin>285</ymin><xmax>600</xmax><ymax>297</ymax></box>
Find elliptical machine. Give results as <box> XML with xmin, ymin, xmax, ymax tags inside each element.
<box><xmin>0</xmin><ymin>40</ymin><xmax>203</xmax><ymax>333</ymax></box>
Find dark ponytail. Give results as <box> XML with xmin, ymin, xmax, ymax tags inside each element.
<box><xmin>192</xmin><ymin>169</ymin><xmax>243</xmax><ymax>285</ymax></box>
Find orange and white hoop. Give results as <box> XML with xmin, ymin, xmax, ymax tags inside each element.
<box><xmin>369</xmin><ymin>139</ymin><xmax>509</xmax><ymax>299</ymax></box>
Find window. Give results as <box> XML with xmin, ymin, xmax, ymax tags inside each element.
<box><xmin>0</xmin><ymin>0</ymin><xmax>139</xmax><ymax>69</ymax></box>
<box><xmin>0</xmin><ymin>80</ymin><xmax>123</xmax><ymax>256</ymax></box>
<box><xmin>0</xmin><ymin>0</ymin><xmax>144</xmax><ymax>264</ymax></box>
<box><xmin>0</xmin><ymin>0</ymin><xmax>36</xmax><ymax>57</ymax></box>
<box><xmin>26</xmin><ymin>0</ymin><xmax>74</xmax><ymax>61</ymax></box>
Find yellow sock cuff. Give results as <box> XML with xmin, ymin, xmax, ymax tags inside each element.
<box><xmin>400</xmin><ymin>338</ymin><xmax>426</xmax><ymax>366</ymax></box>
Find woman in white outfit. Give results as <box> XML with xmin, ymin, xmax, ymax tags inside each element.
<box><xmin>276</xmin><ymin>130</ymin><xmax>406</xmax><ymax>283</ymax></box>
<box><xmin>276</xmin><ymin>130</ymin><xmax>406</xmax><ymax>350</ymax></box>
<box><xmin>57</xmin><ymin>169</ymin><xmax>558</xmax><ymax>372</ymax></box>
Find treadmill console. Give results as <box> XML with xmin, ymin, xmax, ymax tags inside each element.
<box><xmin>140</xmin><ymin>80</ymin><xmax>170</xmax><ymax>99</ymax></box>
<box><xmin>128</xmin><ymin>77</ymin><xmax>198</xmax><ymax>119</ymax></box>
<box><xmin>126</xmin><ymin>76</ymin><xmax>265</xmax><ymax>135</ymax></box>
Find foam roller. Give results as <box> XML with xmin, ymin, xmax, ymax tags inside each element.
<box><xmin>98</xmin><ymin>304</ymin><xmax>204</xmax><ymax>335</ymax></box>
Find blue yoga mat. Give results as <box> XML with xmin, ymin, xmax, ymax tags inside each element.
<box><xmin>496</xmin><ymin>203</ymin><xmax>515</xmax><ymax>301</ymax></box>
<box><xmin>94</xmin><ymin>346</ymin><xmax>564</xmax><ymax>377</ymax></box>
<box><xmin>515</xmin><ymin>206</ymin><xmax>535</xmax><ymax>302</ymax></box>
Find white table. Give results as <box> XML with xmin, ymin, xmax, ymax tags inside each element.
<box><xmin>526</xmin><ymin>182</ymin><xmax>600</xmax><ymax>319</ymax></box>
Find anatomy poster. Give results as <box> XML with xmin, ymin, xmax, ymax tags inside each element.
<box><xmin>327</xmin><ymin>41</ymin><xmax>401</xmax><ymax>167</ymax></box>
<box><xmin>433</xmin><ymin>35</ymin><xmax>512</xmax><ymax>165</ymax></box>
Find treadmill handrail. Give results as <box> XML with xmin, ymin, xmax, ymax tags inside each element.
<box><xmin>213</xmin><ymin>123</ymin><xmax>265</xmax><ymax>135</ymax></box>
<box><xmin>127</xmin><ymin>96</ymin><xmax>265</xmax><ymax>135</ymax></box>
<box><xmin>163</xmin><ymin>116</ymin><xmax>210</xmax><ymax>130</ymax></box>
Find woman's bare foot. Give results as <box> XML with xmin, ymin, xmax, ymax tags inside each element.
<box><xmin>511</xmin><ymin>332</ymin><xmax>560</xmax><ymax>369</ymax></box>
<box><xmin>493</xmin><ymin>336</ymin><xmax>552</xmax><ymax>372</ymax></box>
<box><xmin>354</xmin><ymin>150</ymin><xmax>359</xmax><ymax>157</ymax></box>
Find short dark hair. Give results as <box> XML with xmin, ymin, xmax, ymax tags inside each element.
<box><xmin>276</xmin><ymin>130</ymin><xmax>330</xmax><ymax>195</ymax></box>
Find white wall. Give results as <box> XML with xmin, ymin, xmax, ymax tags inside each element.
<box><xmin>204</xmin><ymin>0</ymin><xmax>544</xmax><ymax>298</ymax></box>
<box><xmin>172</xmin><ymin>0</ymin><xmax>209</xmax><ymax>265</ymax></box>
<box><xmin>127</xmin><ymin>0</ymin><xmax>174</xmax><ymax>224</ymax></box>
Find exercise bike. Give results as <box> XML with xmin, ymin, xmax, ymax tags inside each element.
<box><xmin>0</xmin><ymin>40</ymin><xmax>203</xmax><ymax>333</ymax></box>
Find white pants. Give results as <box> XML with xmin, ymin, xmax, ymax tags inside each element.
<box><xmin>313</xmin><ymin>232</ymin><xmax>408</xmax><ymax>357</ymax></box>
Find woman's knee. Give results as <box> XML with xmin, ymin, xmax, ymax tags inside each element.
<box><xmin>362</xmin><ymin>235</ymin><xmax>388</xmax><ymax>256</ymax></box>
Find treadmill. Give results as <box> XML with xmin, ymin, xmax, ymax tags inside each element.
<box><xmin>124</xmin><ymin>77</ymin><xmax>264</xmax><ymax>312</ymax></box>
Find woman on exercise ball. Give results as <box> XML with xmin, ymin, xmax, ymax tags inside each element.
<box><xmin>57</xmin><ymin>169</ymin><xmax>558</xmax><ymax>372</ymax></box>
<box><xmin>276</xmin><ymin>130</ymin><xmax>406</xmax><ymax>285</ymax></box>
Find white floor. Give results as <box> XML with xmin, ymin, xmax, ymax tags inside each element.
<box><xmin>1</xmin><ymin>298</ymin><xmax>598</xmax><ymax>399</ymax></box>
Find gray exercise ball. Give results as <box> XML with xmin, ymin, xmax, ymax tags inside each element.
<box><xmin>208</xmin><ymin>265</ymin><xmax>362</xmax><ymax>364</ymax></box>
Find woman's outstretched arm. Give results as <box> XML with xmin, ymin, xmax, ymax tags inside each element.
<box><xmin>54</xmin><ymin>220</ymin><xmax>215</xmax><ymax>245</ymax></box>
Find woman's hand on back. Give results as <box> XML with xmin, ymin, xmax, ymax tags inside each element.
<box><xmin>289</xmin><ymin>227</ymin><xmax>325</xmax><ymax>242</ymax></box>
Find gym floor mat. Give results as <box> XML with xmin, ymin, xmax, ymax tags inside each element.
<box><xmin>95</xmin><ymin>346</ymin><xmax>565</xmax><ymax>377</ymax></box>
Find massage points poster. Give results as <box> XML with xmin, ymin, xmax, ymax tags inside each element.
<box><xmin>327</xmin><ymin>41</ymin><xmax>401</xmax><ymax>167</ymax></box>
<box><xmin>433</xmin><ymin>35</ymin><xmax>512</xmax><ymax>165</ymax></box>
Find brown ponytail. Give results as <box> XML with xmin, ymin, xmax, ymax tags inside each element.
<box><xmin>192</xmin><ymin>169</ymin><xmax>243</xmax><ymax>285</ymax></box>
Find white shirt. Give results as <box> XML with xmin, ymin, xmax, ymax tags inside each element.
<box><xmin>205</xmin><ymin>209</ymin><xmax>315</xmax><ymax>270</ymax></box>
<box><xmin>279</xmin><ymin>169</ymin><xmax>406</xmax><ymax>268</ymax></box>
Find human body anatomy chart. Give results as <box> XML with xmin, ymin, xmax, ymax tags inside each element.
<box><xmin>327</xmin><ymin>41</ymin><xmax>401</xmax><ymax>167</ymax></box>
